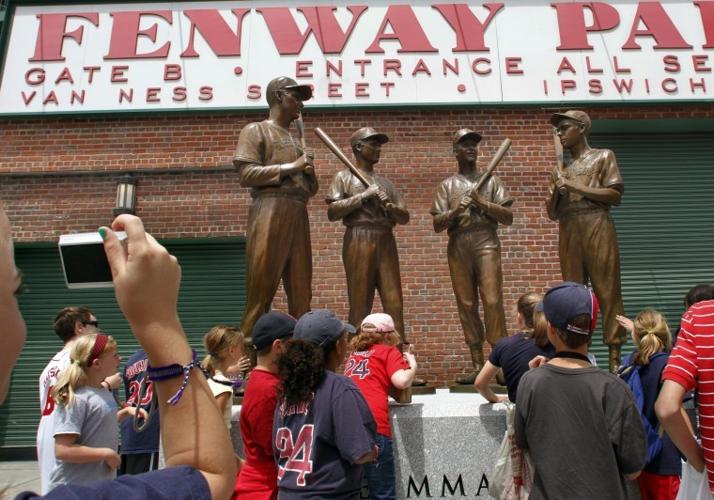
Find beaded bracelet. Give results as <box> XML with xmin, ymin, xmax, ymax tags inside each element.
<box><xmin>146</xmin><ymin>350</ymin><xmax>202</xmax><ymax>405</ymax></box>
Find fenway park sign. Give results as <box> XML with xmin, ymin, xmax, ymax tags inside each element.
<box><xmin>1</xmin><ymin>0</ymin><xmax>713</xmax><ymax>114</ymax></box>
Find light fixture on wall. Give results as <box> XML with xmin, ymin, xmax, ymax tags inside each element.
<box><xmin>113</xmin><ymin>174</ymin><xmax>137</xmax><ymax>216</ymax></box>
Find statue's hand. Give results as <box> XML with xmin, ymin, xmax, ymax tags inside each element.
<box><xmin>470</xmin><ymin>194</ymin><xmax>489</xmax><ymax>211</ymax></box>
<box><xmin>456</xmin><ymin>195</ymin><xmax>472</xmax><ymax>213</ymax></box>
<box><xmin>555</xmin><ymin>176</ymin><xmax>571</xmax><ymax>192</ymax></box>
<box><xmin>361</xmin><ymin>184</ymin><xmax>380</xmax><ymax>200</ymax></box>
<box><xmin>376</xmin><ymin>188</ymin><xmax>390</xmax><ymax>204</ymax></box>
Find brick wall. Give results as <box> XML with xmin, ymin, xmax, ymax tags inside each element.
<box><xmin>1</xmin><ymin>104</ymin><xmax>712</xmax><ymax>385</ymax></box>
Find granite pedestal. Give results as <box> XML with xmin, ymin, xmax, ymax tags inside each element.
<box><xmin>390</xmin><ymin>389</ymin><xmax>506</xmax><ymax>498</ymax></box>
<box><xmin>230</xmin><ymin>389</ymin><xmax>507</xmax><ymax>498</ymax></box>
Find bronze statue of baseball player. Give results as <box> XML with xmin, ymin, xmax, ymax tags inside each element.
<box><xmin>547</xmin><ymin>110</ymin><xmax>626</xmax><ymax>372</ymax></box>
<box><xmin>431</xmin><ymin>130</ymin><xmax>513</xmax><ymax>384</ymax></box>
<box><xmin>326</xmin><ymin>127</ymin><xmax>410</xmax><ymax>345</ymax></box>
<box><xmin>233</xmin><ymin>76</ymin><xmax>317</xmax><ymax>340</ymax></box>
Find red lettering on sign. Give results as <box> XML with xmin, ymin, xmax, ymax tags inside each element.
<box><xmin>585</xmin><ymin>57</ymin><xmax>603</xmax><ymax>74</ymax></box>
<box><xmin>622</xmin><ymin>3</ymin><xmax>692</xmax><ymax>50</ymax></box>
<box><xmin>180</xmin><ymin>9</ymin><xmax>249</xmax><ymax>58</ymax></box>
<box><xmin>588</xmin><ymin>79</ymin><xmax>603</xmax><ymax>94</ymax></box>
<box><xmin>105</xmin><ymin>11</ymin><xmax>173</xmax><ymax>59</ymax></box>
<box><xmin>432</xmin><ymin>3</ymin><xmax>503</xmax><ymax>52</ymax></box>
<box><xmin>111</xmin><ymin>65</ymin><xmax>129</xmax><ymax>83</ymax></box>
<box><xmin>199</xmin><ymin>86</ymin><xmax>213</xmax><ymax>101</ymax></box>
<box><xmin>258</xmin><ymin>6</ymin><xmax>367</xmax><ymax>55</ymax></box>
<box><xmin>560</xmin><ymin>79</ymin><xmax>576</xmax><ymax>94</ymax></box>
<box><xmin>355</xmin><ymin>82</ymin><xmax>369</xmax><ymax>97</ymax></box>
<box><xmin>505</xmin><ymin>57</ymin><xmax>523</xmax><ymax>75</ymax></box>
<box><xmin>613</xmin><ymin>78</ymin><xmax>634</xmax><ymax>94</ymax></box>
<box><xmin>328</xmin><ymin>82</ymin><xmax>342</xmax><ymax>97</ymax></box>
<box><xmin>30</xmin><ymin>13</ymin><xmax>99</xmax><ymax>62</ymax></box>
<box><xmin>296</xmin><ymin>60</ymin><xmax>313</xmax><ymax>78</ymax></box>
<box><xmin>663</xmin><ymin>55</ymin><xmax>680</xmax><ymax>73</ymax></box>
<box><xmin>695</xmin><ymin>1</ymin><xmax>714</xmax><ymax>48</ymax></box>
<box><xmin>164</xmin><ymin>64</ymin><xmax>181</xmax><ymax>81</ymax></box>
<box><xmin>83</xmin><ymin>66</ymin><xmax>101</xmax><ymax>83</ymax></box>
<box><xmin>380</xmin><ymin>81</ymin><xmax>395</xmax><ymax>96</ymax></box>
<box><xmin>552</xmin><ymin>3</ymin><xmax>619</xmax><ymax>50</ymax></box>
<box><xmin>693</xmin><ymin>55</ymin><xmax>711</xmax><ymax>72</ymax></box>
<box><xmin>383</xmin><ymin>59</ymin><xmax>402</xmax><ymax>77</ymax></box>
<box><xmin>366</xmin><ymin>5</ymin><xmax>438</xmax><ymax>53</ymax></box>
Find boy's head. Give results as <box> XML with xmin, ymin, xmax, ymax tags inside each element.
<box><xmin>252</xmin><ymin>311</ymin><xmax>296</xmax><ymax>357</ymax></box>
<box><xmin>542</xmin><ymin>281</ymin><xmax>599</xmax><ymax>349</ymax></box>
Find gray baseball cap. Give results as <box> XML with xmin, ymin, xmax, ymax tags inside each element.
<box><xmin>294</xmin><ymin>310</ymin><xmax>356</xmax><ymax>348</ymax></box>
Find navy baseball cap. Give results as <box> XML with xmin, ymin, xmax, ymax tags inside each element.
<box><xmin>542</xmin><ymin>281</ymin><xmax>599</xmax><ymax>335</ymax></box>
<box><xmin>252</xmin><ymin>311</ymin><xmax>296</xmax><ymax>350</ymax></box>
<box><xmin>294</xmin><ymin>310</ymin><xmax>356</xmax><ymax>348</ymax></box>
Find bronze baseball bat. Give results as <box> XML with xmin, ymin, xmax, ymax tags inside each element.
<box><xmin>553</xmin><ymin>130</ymin><xmax>567</xmax><ymax>195</ymax></box>
<box><xmin>295</xmin><ymin>115</ymin><xmax>307</xmax><ymax>150</ymax></box>
<box><xmin>314</xmin><ymin>127</ymin><xmax>371</xmax><ymax>188</ymax></box>
<box><xmin>470</xmin><ymin>138</ymin><xmax>512</xmax><ymax>198</ymax></box>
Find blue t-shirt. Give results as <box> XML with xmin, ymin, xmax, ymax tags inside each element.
<box><xmin>273</xmin><ymin>371</ymin><xmax>376</xmax><ymax>499</ymax></box>
<box><xmin>489</xmin><ymin>332</ymin><xmax>555</xmax><ymax>403</ymax></box>
<box><xmin>120</xmin><ymin>350</ymin><xmax>160</xmax><ymax>454</ymax></box>
<box><xmin>631</xmin><ymin>351</ymin><xmax>682</xmax><ymax>475</ymax></box>
<box><xmin>15</xmin><ymin>465</ymin><xmax>209</xmax><ymax>499</ymax></box>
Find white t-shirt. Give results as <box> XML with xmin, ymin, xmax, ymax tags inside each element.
<box><xmin>207</xmin><ymin>371</ymin><xmax>234</xmax><ymax>430</ymax></box>
<box><xmin>37</xmin><ymin>347</ymin><xmax>70</xmax><ymax>494</ymax></box>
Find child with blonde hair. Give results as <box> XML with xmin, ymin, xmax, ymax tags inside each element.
<box><xmin>618</xmin><ymin>309</ymin><xmax>681</xmax><ymax>499</ymax></box>
<box><xmin>202</xmin><ymin>325</ymin><xmax>251</xmax><ymax>429</ymax></box>
<box><xmin>48</xmin><ymin>332</ymin><xmax>140</xmax><ymax>491</ymax></box>
<box><xmin>202</xmin><ymin>324</ymin><xmax>251</xmax><ymax>498</ymax></box>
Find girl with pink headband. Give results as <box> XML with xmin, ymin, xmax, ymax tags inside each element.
<box><xmin>48</xmin><ymin>332</ymin><xmax>142</xmax><ymax>491</ymax></box>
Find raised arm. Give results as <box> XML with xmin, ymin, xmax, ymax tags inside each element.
<box><xmin>0</xmin><ymin>207</ymin><xmax>25</xmax><ymax>404</ymax></box>
<box><xmin>102</xmin><ymin>215</ymin><xmax>236</xmax><ymax>500</ymax></box>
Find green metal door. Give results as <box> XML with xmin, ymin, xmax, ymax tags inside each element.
<box><xmin>587</xmin><ymin>121</ymin><xmax>714</xmax><ymax>367</ymax></box>
<box><xmin>0</xmin><ymin>238</ymin><xmax>246</xmax><ymax>450</ymax></box>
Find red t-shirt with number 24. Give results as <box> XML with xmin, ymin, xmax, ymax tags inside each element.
<box><xmin>344</xmin><ymin>344</ymin><xmax>409</xmax><ymax>437</ymax></box>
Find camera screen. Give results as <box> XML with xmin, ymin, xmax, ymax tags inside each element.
<box><xmin>60</xmin><ymin>242</ymin><xmax>113</xmax><ymax>285</ymax></box>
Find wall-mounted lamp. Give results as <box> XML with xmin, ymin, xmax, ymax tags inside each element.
<box><xmin>113</xmin><ymin>174</ymin><xmax>137</xmax><ymax>216</ymax></box>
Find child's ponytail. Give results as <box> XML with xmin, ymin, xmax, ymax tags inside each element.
<box><xmin>52</xmin><ymin>333</ymin><xmax>116</xmax><ymax>406</ymax></box>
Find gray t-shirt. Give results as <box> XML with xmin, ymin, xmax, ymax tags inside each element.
<box><xmin>514</xmin><ymin>364</ymin><xmax>646</xmax><ymax>500</ymax></box>
<box><xmin>48</xmin><ymin>386</ymin><xmax>118</xmax><ymax>491</ymax></box>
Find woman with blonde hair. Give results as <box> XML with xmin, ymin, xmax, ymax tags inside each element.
<box><xmin>617</xmin><ymin>309</ymin><xmax>681</xmax><ymax>499</ymax></box>
<box><xmin>48</xmin><ymin>332</ymin><xmax>140</xmax><ymax>491</ymax></box>
<box><xmin>475</xmin><ymin>292</ymin><xmax>554</xmax><ymax>403</ymax></box>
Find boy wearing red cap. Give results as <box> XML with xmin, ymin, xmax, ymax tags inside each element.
<box><xmin>514</xmin><ymin>282</ymin><xmax>646</xmax><ymax>499</ymax></box>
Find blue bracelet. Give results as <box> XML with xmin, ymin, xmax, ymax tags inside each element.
<box><xmin>146</xmin><ymin>350</ymin><xmax>203</xmax><ymax>405</ymax></box>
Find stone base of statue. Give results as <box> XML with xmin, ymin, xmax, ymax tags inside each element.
<box><xmin>390</xmin><ymin>389</ymin><xmax>505</xmax><ymax>497</ymax></box>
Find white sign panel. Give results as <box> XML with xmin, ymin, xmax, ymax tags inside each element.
<box><xmin>1</xmin><ymin>0</ymin><xmax>713</xmax><ymax>114</ymax></box>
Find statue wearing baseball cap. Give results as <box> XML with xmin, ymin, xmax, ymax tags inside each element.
<box><xmin>233</xmin><ymin>77</ymin><xmax>318</xmax><ymax>340</ymax></box>
<box><xmin>326</xmin><ymin>127</ymin><xmax>410</xmax><ymax>344</ymax></box>
<box><xmin>431</xmin><ymin>129</ymin><xmax>513</xmax><ymax>385</ymax></box>
<box><xmin>547</xmin><ymin>110</ymin><xmax>626</xmax><ymax>372</ymax></box>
